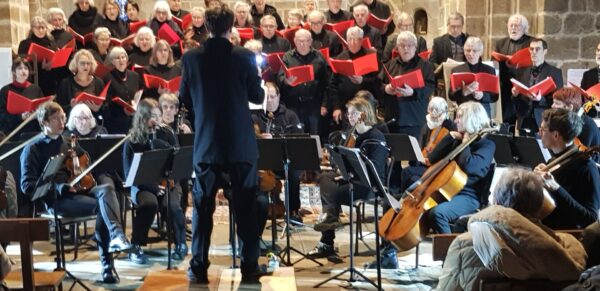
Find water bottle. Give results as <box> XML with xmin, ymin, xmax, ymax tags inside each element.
<box><xmin>267</xmin><ymin>252</ymin><xmax>280</xmax><ymax>272</ymax></box>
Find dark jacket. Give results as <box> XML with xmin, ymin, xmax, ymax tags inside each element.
<box><xmin>581</xmin><ymin>67</ymin><xmax>599</xmax><ymax>90</ymax></box>
<box><xmin>579</xmin><ymin>114</ymin><xmax>600</xmax><ymax>147</ymax></box>
<box><xmin>68</xmin><ymin>6</ymin><xmax>103</xmax><ymax>36</ymax></box>
<box><xmin>259</xmin><ymin>35</ymin><xmax>291</xmax><ymax>54</ymax></box>
<box><xmin>328</xmin><ymin>47</ymin><xmax>380</xmax><ymax>110</ymax></box>
<box><xmin>101</xmin><ymin>17</ymin><xmax>130</xmax><ymax>39</ymax></box>
<box><xmin>17</xmin><ymin>36</ymin><xmax>59</xmax><ymax>96</ymax></box>
<box><xmin>128</xmin><ymin>46</ymin><xmax>152</xmax><ymax>67</ymax></box>
<box><xmin>310</xmin><ymin>29</ymin><xmax>343</xmax><ymax>58</ymax></box>
<box><xmin>357</xmin><ymin>24</ymin><xmax>382</xmax><ymax>53</ymax></box>
<box><xmin>251</xmin><ymin>104</ymin><xmax>303</xmax><ymax>136</ymax></box>
<box><xmin>429</xmin><ymin>33</ymin><xmax>469</xmax><ymax>68</ymax></box>
<box><xmin>513</xmin><ymin>61</ymin><xmax>563</xmax><ymax>126</ymax></box>
<box><xmin>56</xmin><ymin>76</ymin><xmax>106</xmax><ymax>116</ymax></box>
<box><xmin>180</xmin><ymin>37</ymin><xmax>264</xmax><ymax>164</ymax></box>
<box><xmin>142</xmin><ymin>63</ymin><xmax>182</xmax><ymax>99</ymax></box>
<box><xmin>251</xmin><ymin>4</ymin><xmax>285</xmax><ymax>30</ymax></box>
<box><xmin>103</xmin><ymin>69</ymin><xmax>142</xmax><ymax>133</ymax></box>
<box><xmin>0</xmin><ymin>82</ymin><xmax>43</xmax><ymax>135</ymax></box>
<box><xmin>277</xmin><ymin>48</ymin><xmax>330</xmax><ymax>110</ymax></box>
<box><xmin>51</xmin><ymin>29</ymin><xmax>74</xmax><ymax>48</ymax></box>
<box><xmin>449</xmin><ymin>62</ymin><xmax>499</xmax><ymax>117</ymax></box>
<box><xmin>325</xmin><ymin>9</ymin><xmax>352</xmax><ymax>23</ymax></box>
<box><xmin>382</xmin><ymin>32</ymin><xmax>427</xmax><ymax>64</ymax></box>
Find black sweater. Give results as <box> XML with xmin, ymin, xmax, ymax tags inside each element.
<box><xmin>103</xmin><ymin>69</ymin><xmax>142</xmax><ymax>133</ymax></box>
<box><xmin>0</xmin><ymin>82</ymin><xmax>43</xmax><ymax>136</ymax></box>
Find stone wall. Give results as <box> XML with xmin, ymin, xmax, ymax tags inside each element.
<box><xmin>1</xmin><ymin>0</ymin><xmax>32</xmax><ymax>53</ymax></box>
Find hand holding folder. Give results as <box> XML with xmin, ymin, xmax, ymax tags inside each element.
<box><xmin>366</xmin><ymin>13</ymin><xmax>392</xmax><ymax>31</ymax></box>
<box><xmin>144</xmin><ymin>75</ymin><xmax>182</xmax><ymax>92</ymax></box>
<box><xmin>450</xmin><ymin>72</ymin><xmax>499</xmax><ymax>94</ymax></box>
<box><xmin>265</xmin><ymin>52</ymin><xmax>286</xmax><ymax>73</ymax></box>
<box><xmin>7</xmin><ymin>91</ymin><xmax>54</xmax><ymax>115</ymax></box>
<box><xmin>511</xmin><ymin>77</ymin><xmax>557</xmax><ymax>99</ymax></box>
<box><xmin>67</xmin><ymin>27</ymin><xmax>95</xmax><ymax>46</ymax></box>
<box><xmin>491</xmin><ymin>47</ymin><xmax>532</xmax><ymax>69</ymax></box>
<box><xmin>73</xmin><ymin>81</ymin><xmax>111</xmax><ymax>105</ymax></box>
<box><xmin>158</xmin><ymin>24</ymin><xmax>181</xmax><ymax>45</ymax></box>
<box><xmin>279</xmin><ymin>56</ymin><xmax>314</xmax><ymax>87</ymax></box>
<box><xmin>328</xmin><ymin>53</ymin><xmax>378</xmax><ymax>76</ymax></box>
<box><xmin>27</xmin><ymin>43</ymin><xmax>73</xmax><ymax>69</ymax></box>
<box><xmin>383</xmin><ymin>66</ymin><xmax>425</xmax><ymax>89</ymax></box>
<box><xmin>112</xmin><ymin>97</ymin><xmax>136</xmax><ymax>113</ymax></box>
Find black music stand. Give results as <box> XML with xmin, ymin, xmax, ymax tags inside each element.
<box><xmin>256</xmin><ymin>137</ymin><xmax>322</xmax><ymax>267</ymax></box>
<box><xmin>512</xmin><ymin>136</ymin><xmax>549</xmax><ymax>169</ymax></box>
<box><xmin>314</xmin><ymin>146</ymin><xmax>379</xmax><ymax>290</ymax></box>
<box><xmin>487</xmin><ymin>134</ymin><xmax>515</xmax><ymax>166</ymax></box>
<box><xmin>384</xmin><ymin>134</ymin><xmax>425</xmax><ymax>163</ymax></box>
<box><xmin>31</xmin><ymin>153</ymin><xmax>91</xmax><ymax>291</ymax></box>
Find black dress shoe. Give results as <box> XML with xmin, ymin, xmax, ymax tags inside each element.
<box><xmin>188</xmin><ymin>267</ymin><xmax>208</xmax><ymax>284</ymax></box>
<box><xmin>101</xmin><ymin>268</ymin><xmax>119</xmax><ymax>284</ymax></box>
<box><xmin>307</xmin><ymin>242</ymin><xmax>336</xmax><ymax>259</ymax></box>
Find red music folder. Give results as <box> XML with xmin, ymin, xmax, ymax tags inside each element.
<box><xmin>94</xmin><ymin>61</ymin><xmax>111</xmax><ymax>78</ymax></box>
<box><xmin>144</xmin><ymin>75</ymin><xmax>182</xmax><ymax>92</ymax></box>
<box><xmin>279</xmin><ymin>56</ymin><xmax>314</xmax><ymax>87</ymax></box>
<box><xmin>383</xmin><ymin>66</ymin><xmax>425</xmax><ymax>89</ymax></box>
<box><xmin>158</xmin><ymin>24</ymin><xmax>181</xmax><ymax>45</ymax></box>
<box><xmin>450</xmin><ymin>72</ymin><xmax>500</xmax><ymax>94</ymax></box>
<box><xmin>491</xmin><ymin>47</ymin><xmax>532</xmax><ymax>68</ymax></box>
<box><xmin>569</xmin><ymin>82</ymin><xmax>600</xmax><ymax>100</ymax></box>
<box><xmin>323</xmin><ymin>20</ymin><xmax>354</xmax><ymax>35</ymax></box>
<box><xmin>111</xmin><ymin>97</ymin><xmax>136</xmax><ymax>113</ymax></box>
<box><xmin>67</xmin><ymin>27</ymin><xmax>95</xmax><ymax>46</ymax></box>
<box><xmin>73</xmin><ymin>81</ymin><xmax>111</xmax><ymax>105</ymax></box>
<box><xmin>110</xmin><ymin>34</ymin><xmax>136</xmax><ymax>47</ymax></box>
<box><xmin>237</xmin><ymin>27</ymin><xmax>255</xmax><ymax>41</ymax></box>
<box><xmin>27</xmin><ymin>43</ymin><xmax>73</xmax><ymax>69</ymax></box>
<box><xmin>336</xmin><ymin>32</ymin><xmax>373</xmax><ymax>50</ymax></box>
<box><xmin>319</xmin><ymin>47</ymin><xmax>330</xmax><ymax>60</ymax></box>
<box><xmin>172</xmin><ymin>14</ymin><xmax>192</xmax><ymax>30</ymax></box>
<box><xmin>63</xmin><ymin>38</ymin><xmax>76</xmax><ymax>49</ymax></box>
<box><xmin>511</xmin><ymin>77</ymin><xmax>557</xmax><ymax>97</ymax></box>
<box><xmin>328</xmin><ymin>53</ymin><xmax>379</xmax><ymax>76</ymax></box>
<box><xmin>366</xmin><ymin>13</ymin><xmax>392</xmax><ymax>31</ymax></box>
<box><xmin>265</xmin><ymin>52</ymin><xmax>285</xmax><ymax>73</ymax></box>
<box><xmin>275</xmin><ymin>27</ymin><xmax>300</xmax><ymax>45</ymax></box>
<box><xmin>129</xmin><ymin>20</ymin><xmax>147</xmax><ymax>33</ymax></box>
<box><xmin>131</xmin><ymin>64</ymin><xmax>145</xmax><ymax>74</ymax></box>
<box><xmin>6</xmin><ymin>91</ymin><xmax>54</xmax><ymax>114</ymax></box>
<box><xmin>418</xmin><ymin>50</ymin><xmax>431</xmax><ymax>60</ymax></box>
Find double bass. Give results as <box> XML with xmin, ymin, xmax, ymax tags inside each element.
<box><xmin>379</xmin><ymin>126</ymin><xmax>498</xmax><ymax>251</ymax></box>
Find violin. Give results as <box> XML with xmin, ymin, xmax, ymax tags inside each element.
<box><xmin>175</xmin><ymin>106</ymin><xmax>188</xmax><ymax>134</ymax></box>
<box><xmin>65</xmin><ymin>134</ymin><xmax>97</xmax><ymax>191</ymax></box>
<box><xmin>378</xmin><ymin>126</ymin><xmax>498</xmax><ymax>251</ymax></box>
<box><xmin>255</xmin><ymin>112</ymin><xmax>285</xmax><ymax>217</ymax></box>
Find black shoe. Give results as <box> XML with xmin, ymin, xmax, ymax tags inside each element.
<box><xmin>172</xmin><ymin>243</ymin><xmax>188</xmax><ymax>260</ymax></box>
<box><xmin>307</xmin><ymin>242</ymin><xmax>336</xmax><ymax>259</ymax></box>
<box><xmin>289</xmin><ymin>211</ymin><xmax>303</xmax><ymax>225</ymax></box>
<box><xmin>313</xmin><ymin>215</ymin><xmax>341</xmax><ymax>232</ymax></box>
<box><xmin>128</xmin><ymin>245</ymin><xmax>148</xmax><ymax>265</ymax></box>
<box><xmin>109</xmin><ymin>235</ymin><xmax>133</xmax><ymax>253</ymax></box>
<box><xmin>101</xmin><ymin>268</ymin><xmax>119</xmax><ymax>284</ymax></box>
<box><xmin>187</xmin><ymin>267</ymin><xmax>208</xmax><ymax>284</ymax></box>
<box><xmin>241</xmin><ymin>266</ymin><xmax>270</xmax><ymax>284</ymax></box>
<box><xmin>365</xmin><ymin>247</ymin><xmax>399</xmax><ymax>270</ymax></box>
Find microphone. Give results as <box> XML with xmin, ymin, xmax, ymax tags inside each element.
<box><xmin>97</xmin><ymin>115</ymin><xmax>104</xmax><ymax>128</ymax></box>
<box><xmin>384</xmin><ymin>118</ymin><xmax>396</xmax><ymax>126</ymax></box>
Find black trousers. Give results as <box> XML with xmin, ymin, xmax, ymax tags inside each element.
<box><xmin>190</xmin><ymin>162</ymin><xmax>260</xmax><ymax>276</ymax></box>
<box><xmin>131</xmin><ymin>185</ymin><xmax>186</xmax><ymax>245</ymax></box>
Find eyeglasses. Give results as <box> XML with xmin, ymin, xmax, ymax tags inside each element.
<box><xmin>75</xmin><ymin>116</ymin><xmax>92</xmax><ymax>121</ymax></box>
<box><xmin>78</xmin><ymin>61</ymin><xmax>93</xmax><ymax>66</ymax></box>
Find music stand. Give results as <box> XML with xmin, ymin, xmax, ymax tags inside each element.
<box><xmin>314</xmin><ymin>146</ymin><xmax>379</xmax><ymax>290</ymax></box>
<box><xmin>384</xmin><ymin>134</ymin><xmax>425</xmax><ymax>163</ymax></box>
<box><xmin>31</xmin><ymin>153</ymin><xmax>91</xmax><ymax>291</ymax></box>
<box><xmin>512</xmin><ymin>136</ymin><xmax>549</xmax><ymax>169</ymax></box>
<box><xmin>256</xmin><ymin>137</ymin><xmax>322</xmax><ymax>267</ymax></box>
<box><xmin>487</xmin><ymin>134</ymin><xmax>515</xmax><ymax>166</ymax></box>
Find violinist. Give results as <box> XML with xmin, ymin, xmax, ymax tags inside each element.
<box><xmin>159</xmin><ymin>93</ymin><xmax>191</xmax><ymax>134</ymax></box>
<box><xmin>308</xmin><ymin>97</ymin><xmax>387</xmax><ymax>260</ymax></box>
<box><xmin>20</xmin><ymin>101</ymin><xmax>132</xmax><ymax>283</ymax></box>
<box><xmin>550</xmin><ymin>87</ymin><xmax>600</xmax><ymax>147</ymax></box>
<box><xmin>65</xmin><ymin>103</ymin><xmax>108</xmax><ymax>138</ymax></box>
<box><xmin>422</xmin><ymin>101</ymin><xmax>495</xmax><ymax>234</ymax></box>
<box><xmin>123</xmin><ymin>99</ymin><xmax>187</xmax><ymax>264</ymax></box>
<box><xmin>534</xmin><ymin>108</ymin><xmax>600</xmax><ymax>229</ymax></box>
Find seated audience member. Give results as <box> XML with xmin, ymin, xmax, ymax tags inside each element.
<box><xmin>233</xmin><ymin>1</ymin><xmax>253</xmax><ymax>28</ymax></box>
<box><xmin>287</xmin><ymin>9</ymin><xmax>304</xmax><ymax>28</ymax></box>
<box><xmin>534</xmin><ymin>108</ymin><xmax>600</xmax><ymax>229</ymax></box>
<box><xmin>47</xmin><ymin>7</ymin><xmax>74</xmax><ymax>48</ymax></box>
<box><xmin>437</xmin><ymin>167</ymin><xmax>587</xmax><ymax>291</ymax></box>
<box><xmin>126</xmin><ymin>1</ymin><xmax>141</xmax><ymax>23</ymax></box>
<box><xmin>68</xmin><ymin>0</ymin><xmax>103</xmax><ymax>36</ymax></box>
<box><xmin>0</xmin><ymin>58</ymin><xmax>43</xmax><ymax>136</ymax></box>
<box><xmin>449</xmin><ymin>36</ymin><xmax>498</xmax><ymax>118</ymax></box>
<box><xmin>250</xmin><ymin>0</ymin><xmax>285</xmax><ymax>30</ymax></box>
<box><xmin>258</xmin><ymin>15</ymin><xmax>291</xmax><ymax>54</ymax></box>
<box><xmin>159</xmin><ymin>93</ymin><xmax>191</xmax><ymax>133</ymax></box>
<box><xmin>65</xmin><ymin>103</ymin><xmax>108</xmax><ymax>138</ymax></box>
<box><xmin>325</xmin><ymin>0</ymin><xmax>351</xmax><ymax>23</ymax></box>
<box><xmin>129</xmin><ymin>27</ymin><xmax>156</xmax><ymax>67</ymax></box>
<box><xmin>100</xmin><ymin>0</ymin><xmax>129</xmax><ymax>39</ymax></box>
<box><xmin>551</xmin><ymin>87</ymin><xmax>600</xmax><ymax>147</ymax></box>
<box><xmin>90</xmin><ymin>27</ymin><xmax>111</xmax><ymax>63</ymax></box>
<box><xmin>143</xmin><ymin>40</ymin><xmax>182</xmax><ymax>100</ymax></box>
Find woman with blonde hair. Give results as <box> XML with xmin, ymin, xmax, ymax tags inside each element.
<box><xmin>47</xmin><ymin>7</ymin><xmax>74</xmax><ymax>48</ymax></box>
<box><xmin>100</xmin><ymin>0</ymin><xmax>129</xmax><ymax>39</ymax></box>
<box><xmin>56</xmin><ymin>49</ymin><xmax>106</xmax><ymax>115</ymax></box>
<box><xmin>184</xmin><ymin>7</ymin><xmax>209</xmax><ymax>46</ymax></box>
<box><xmin>129</xmin><ymin>27</ymin><xmax>156</xmax><ymax>66</ymax></box>
<box><xmin>233</xmin><ymin>1</ymin><xmax>253</xmax><ymax>28</ymax></box>
<box><xmin>68</xmin><ymin>0</ymin><xmax>103</xmax><ymax>36</ymax></box>
<box><xmin>143</xmin><ymin>40</ymin><xmax>181</xmax><ymax>99</ymax></box>
<box><xmin>65</xmin><ymin>103</ymin><xmax>107</xmax><ymax>138</ymax></box>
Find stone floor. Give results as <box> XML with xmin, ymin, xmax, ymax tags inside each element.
<box><xmin>5</xmin><ymin>187</ymin><xmax>443</xmax><ymax>291</ymax></box>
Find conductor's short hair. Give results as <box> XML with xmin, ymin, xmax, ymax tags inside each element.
<box><xmin>205</xmin><ymin>4</ymin><xmax>234</xmax><ymax>37</ymax></box>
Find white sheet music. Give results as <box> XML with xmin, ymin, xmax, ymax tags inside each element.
<box><xmin>124</xmin><ymin>152</ymin><xmax>143</xmax><ymax>187</ymax></box>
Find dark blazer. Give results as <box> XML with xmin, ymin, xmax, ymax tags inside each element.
<box><xmin>581</xmin><ymin>67</ymin><xmax>599</xmax><ymax>90</ymax></box>
<box><xmin>513</xmin><ymin>62</ymin><xmax>563</xmax><ymax>126</ymax></box>
<box><xmin>429</xmin><ymin>33</ymin><xmax>469</xmax><ymax>68</ymax></box>
<box><xmin>180</xmin><ymin>37</ymin><xmax>264</xmax><ymax>164</ymax></box>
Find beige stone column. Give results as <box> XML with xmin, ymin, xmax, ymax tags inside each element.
<box><xmin>1</xmin><ymin>0</ymin><xmax>31</xmax><ymax>53</ymax></box>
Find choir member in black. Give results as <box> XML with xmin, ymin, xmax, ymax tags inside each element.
<box><xmin>233</xmin><ymin>1</ymin><xmax>254</xmax><ymax>28</ymax></box>
<box><xmin>287</xmin><ymin>9</ymin><xmax>304</xmax><ymax>29</ymax></box>
<box><xmin>103</xmin><ymin>46</ymin><xmax>142</xmax><ymax>134</ymax></box>
<box><xmin>57</xmin><ymin>50</ymin><xmax>106</xmax><ymax>117</ymax></box>
<box><xmin>325</xmin><ymin>0</ymin><xmax>352</xmax><ymax>24</ymax></box>
<box><xmin>379</xmin><ymin>31</ymin><xmax>435</xmax><ymax>139</ymax></box>
<box><xmin>352</xmin><ymin>5</ymin><xmax>383</xmax><ymax>53</ymax></box>
<box><xmin>125</xmin><ymin>1</ymin><xmax>141</xmax><ymax>23</ymax></box>
<box><xmin>17</xmin><ymin>17</ymin><xmax>59</xmax><ymax>96</ymax></box>
<box><xmin>422</xmin><ymin>101</ymin><xmax>496</xmax><ymax>234</ymax></box>
<box><xmin>258</xmin><ymin>15</ymin><xmax>291</xmax><ymax>54</ymax></box>
<box><xmin>551</xmin><ymin>87</ymin><xmax>600</xmax><ymax>147</ymax></box>
<box><xmin>0</xmin><ymin>58</ymin><xmax>43</xmax><ymax>136</ymax></box>
<box><xmin>494</xmin><ymin>14</ymin><xmax>533</xmax><ymax>124</ymax></box>
<box><xmin>47</xmin><ymin>8</ymin><xmax>74</xmax><ymax>48</ymax></box>
<box><xmin>430</xmin><ymin>12</ymin><xmax>468</xmax><ymax>66</ymax></box>
<box><xmin>252</xmin><ymin>82</ymin><xmax>303</xmax><ymax>229</ymax></box>
<box><xmin>534</xmin><ymin>108</ymin><xmax>600</xmax><ymax>229</ymax></box>
<box><xmin>128</xmin><ymin>27</ymin><xmax>156</xmax><ymax>67</ymax></box>
<box><xmin>100</xmin><ymin>0</ymin><xmax>129</xmax><ymax>40</ymax></box>
<box><xmin>382</xmin><ymin>12</ymin><xmax>428</xmax><ymax>64</ymax></box>
<box><xmin>90</xmin><ymin>27</ymin><xmax>111</xmax><ymax>63</ymax></box>
<box><xmin>65</xmin><ymin>103</ymin><xmax>108</xmax><ymax>138</ymax></box>
<box><xmin>148</xmin><ymin>0</ymin><xmax>184</xmax><ymax>42</ymax></box>
<box><xmin>123</xmin><ymin>98</ymin><xmax>188</xmax><ymax>263</ymax></box>
<box><xmin>143</xmin><ymin>40</ymin><xmax>182</xmax><ymax>100</ymax></box>
<box><xmin>307</xmin><ymin>11</ymin><xmax>342</xmax><ymax>59</ymax></box>
<box><xmin>303</xmin><ymin>0</ymin><xmax>317</xmax><ymax>21</ymax></box>
<box><xmin>20</xmin><ymin>101</ymin><xmax>132</xmax><ymax>283</ymax></box>
<box><xmin>308</xmin><ymin>97</ymin><xmax>388</xmax><ymax>259</ymax></box>
<box><xmin>204</xmin><ymin>0</ymin><xmax>222</xmax><ymax>9</ymax></box>
<box><xmin>277</xmin><ymin>29</ymin><xmax>330</xmax><ymax>136</ymax></box>
<box><xmin>251</xmin><ymin>0</ymin><xmax>285</xmax><ymax>30</ymax></box>
<box><xmin>68</xmin><ymin>0</ymin><xmax>103</xmax><ymax>36</ymax></box>
<box><xmin>350</xmin><ymin>0</ymin><xmax>394</xmax><ymax>42</ymax></box>
<box><xmin>511</xmin><ymin>38</ymin><xmax>563</xmax><ymax>134</ymax></box>
<box><xmin>169</xmin><ymin>0</ymin><xmax>189</xmax><ymax>19</ymax></box>
<box><xmin>159</xmin><ymin>93</ymin><xmax>192</xmax><ymax>134</ymax></box>
<box><xmin>184</xmin><ymin>7</ymin><xmax>209</xmax><ymax>46</ymax></box>
<box><xmin>581</xmin><ymin>42</ymin><xmax>600</xmax><ymax>90</ymax></box>
<box><xmin>449</xmin><ymin>36</ymin><xmax>498</xmax><ymax>118</ymax></box>
<box><xmin>327</xmin><ymin>27</ymin><xmax>380</xmax><ymax>125</ymax></box>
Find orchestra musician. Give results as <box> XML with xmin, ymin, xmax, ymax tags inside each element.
<box><xmin>159</xmin><ymin>93</ymin><xmax>192</xmax><ymax>134</ymax></box>
<box><xmin>308</xmin><ymin>97</ymin><xmax>388</xmax><ymax>260</ymax></box>
<box><xmin>20</xmin><ymin>101</ymin><xmax>132</xmax><ymax>283</ymax></box>
<box><xmin>122</xmin><ymin>98</ymin><xmax>188</xmax><ymax>263</ymax></box>
<box><xmin>421</xmin><ymin>101</ymin><xmax>496</xmax><ymax>234</ymax></box>
<box><xmin>534</xmin><ymin>108</ymin><xmax>600</xmax><ymax>229</ymax></box>
<box><xmin>550</xmin><ymin>87</ymin><xmax>600</xmax><ymax>147</ymax></box>
<box><xmin>64</xmin><ymin>103</ymin><xmax>107</xmax><ymax>138</ymax></box>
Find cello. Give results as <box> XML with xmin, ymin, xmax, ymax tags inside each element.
<box><xmin>378</xmin><ymin>126</ymin><xmax>498</xmax><ymax>251</ymax></box>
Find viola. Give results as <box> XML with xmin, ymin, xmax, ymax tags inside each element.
<box><xmin>378</xmin><ymin>126</ymin><xmax>498</xmax><ymax>251</ymax></box>
<box><xmin>65</xmin><ymin>134</ymin><xmax>97</xmax><ymax>191</ymax></box>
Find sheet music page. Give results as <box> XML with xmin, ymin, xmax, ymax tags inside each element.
<box><xmin>536</xmin><ymin>139</ymin><xmax>552</xmax><ymax>162</ymax></box>
<box><xmin>124</xmin><ymin>152</ymin><xmax>143</xmax><ymax>187</ymax></box>
<box><xmin>409</xmin><ymin>135</ymin><xmax>426</xmax><ymax>163</ymax></box>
